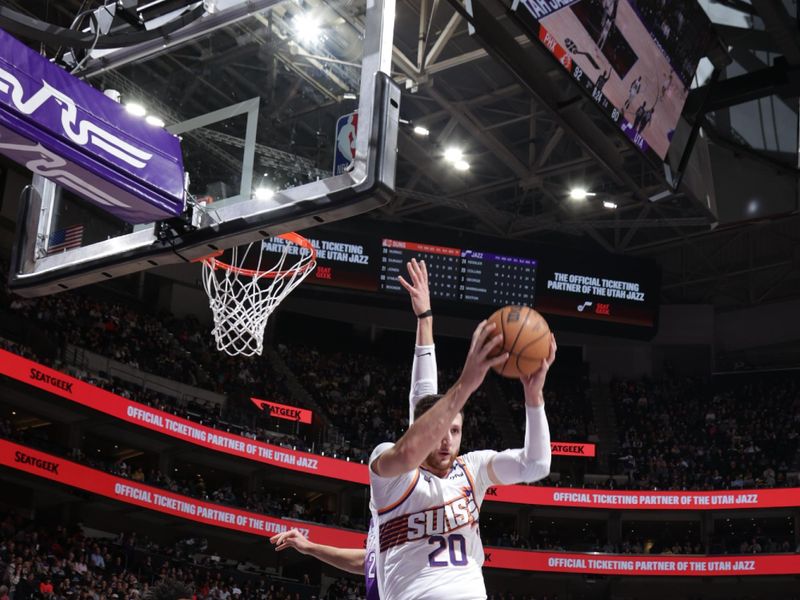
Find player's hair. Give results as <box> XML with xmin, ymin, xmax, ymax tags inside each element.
<box><xmin>413</xmin><ymin>394</ymin><xmax>464</xmax><ymax>422</ymax></box>
<box><xmin>146</xmin><ymin>580</ymin><xmax>193</xmax><ymax>600</ymax></box>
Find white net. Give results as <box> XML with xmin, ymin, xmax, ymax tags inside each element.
<box><xmin>201</xmin><ymin>234</ymin><xmax>316</xmax><ymax>356</ymax></box>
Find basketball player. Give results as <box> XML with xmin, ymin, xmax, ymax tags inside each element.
<box><xmin>271</xmin><ymin>258</ymin><xmax>438</xmax><ymax>599</ymax></box>
<box><xmin>624</xmin><ymin>76</ymin><xmax>642</xmax><ymax>110</ymax></box>
<box><xmin>594</xmin><ymin>70</ymin><xmax>610</xmax><ymax>95</ymax></box>
<box><xmin>370</xmin><ymin>323</ymin><xmax>555</xmax><ymax>600</ymax></box>
<box><xmin>633</xmin><ymin>100</ymin><xmax>647</xmax><ymax>132</ymax></box>
<box><xmin>637</xmin><ymin>104</ymin><xmax>654</xmax><ymax>134</ymax></box>
<box><xmin>597</xmin><ymin>0</ymin><xmax>618</xmax><ymax>50</ymax></box>
<box><xmin>658</xmin><ymin>71</ymin><xmax>674</xmax><ymax>104</ymax></box>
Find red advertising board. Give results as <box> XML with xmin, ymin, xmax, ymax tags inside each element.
<box><xmin>0</xmin><ymin>439</ymin><xmax>363</xmax><ymax>546</ymax></box>
<box><xmin>3</xmin><ymin>349</ymin><xmax>799</xmax><ymax>510</ymax></box>
<box><xmin>251</xmin><ymin>398</ymin><xmax>313</xmax><ymax>424</ymax></box>
<box><xmin>2</xmin><ymin>349</ymin><xmax>366</xmax><ymax>484</ymax></box>
<box><xmin>3</xmin><ymin>439</ymin><xmax>800</xmax><ymax>577</ymax></box>
<box><xmin>483</xmin><ymin>485</ymin><xmax>800</xmax><ymax>510</ymax></box>
<box><xmin>550</xmin><ymin>442</ymin><xmax>595</xmax><ymax>457</ymax></box>
<box><xmin>484</xmin><ymin>548</ymin><xmax>800</xmax><ymax>576</ymax></box>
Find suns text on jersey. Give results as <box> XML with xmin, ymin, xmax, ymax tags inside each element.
<box><xmin>407</xmin><ymin>494</ymin><xmax>478</xmax><ymax>540</ymax></box>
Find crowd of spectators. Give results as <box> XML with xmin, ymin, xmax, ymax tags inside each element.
<box><xmin>612</xmin><ymin>377</ymin><xmax>800</xmax><ymax>490</ymax></box>
<box><xmin>0</xmin><ymin>417</ymin><xmax>341</xmax><ymax>531</ymax></box>
<box><xmin>280</xmin><ymin>345</ymin><xmax>506</xmax><ymax>456</ymax></box>
<box><xmin>0</xmin><ymin>511</ymin><xmax>317</xmax><ymax>600</ymax></box>
<box><xmin>2</xmin><ymin>281</ymin><xmax>515</xmax><ymax>461</ymax></box>
<box><xmin>499</xmin><ymin>372</ymin><xmax>597</xmax><ymax>447</ymax></box>
<box><xmin>0</xmin><ymin>335</ymin><xmax>312</xmax><ymax>457</ymax></box>
<box><xmin>2</xmin><ymin>264</ymin><xmax>800</xmax><ymax>497</ymax></box>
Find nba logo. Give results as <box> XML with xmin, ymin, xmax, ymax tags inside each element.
<box><xmin>334</xmin><ymin>111</ymin><xmax>358</xmax><ymax>175</ymax></box>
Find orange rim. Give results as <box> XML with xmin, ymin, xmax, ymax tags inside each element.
<box><xmin>202</xmin><ymin>232</ymin><xmax>317</xmax><ymax>278</ymax></box>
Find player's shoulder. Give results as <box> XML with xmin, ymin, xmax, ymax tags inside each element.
<box><xmin>369</xmin><ymin>442</ymin><xmax>395</xmax><ymax>469</ymax></box>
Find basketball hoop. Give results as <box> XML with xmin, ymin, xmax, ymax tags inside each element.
<box><xmin>200</xmin><ymin>232</ymin><xmax>316</xmax><ymax>357</ymax></box>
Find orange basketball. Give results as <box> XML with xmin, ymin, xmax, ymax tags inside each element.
<box><xmin>487</xmin><ymin>305</ymin><xmax>551</xmax><ymax>378</ymax></box>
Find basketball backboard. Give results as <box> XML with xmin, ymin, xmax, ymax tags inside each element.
<box><xmin>8</xmin><ymin>0</ymin><xmax>399</xmax><ymax>297</ymax></box>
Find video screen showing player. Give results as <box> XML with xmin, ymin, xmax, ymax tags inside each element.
<box><xmin>517</xmin><ymin>0</ymin><xmax>712</xmax><ymax>160</ymax></box>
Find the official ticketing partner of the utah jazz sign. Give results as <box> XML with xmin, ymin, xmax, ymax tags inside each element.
<box><xmin>0</xmin><ymin>29</ymin><xmax>185</xmax><ymax>224</ymax></box>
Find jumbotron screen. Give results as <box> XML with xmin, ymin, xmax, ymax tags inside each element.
<box><xmin>512</xmin><ymin>0</ymin><xmax>714</xmax><ymax>160</ymax></box>
<box><xmin>261</xmin><ymin>230</ymin><xmax>660</xmax><ymax>335</ymax></box>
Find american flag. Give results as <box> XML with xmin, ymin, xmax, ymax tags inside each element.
<box><xmin>47</xmin><ymin>224</ymin><xmax>84</xmax><ymax>254</ymax></box>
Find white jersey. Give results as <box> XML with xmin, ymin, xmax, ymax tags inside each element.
<box><xmin>369</xmin><ymin>444</ymin><xmax>496</xmax><ymax>600</ymax></box>
<box><xmin>365</xmin><ymin>518</ymin><xmax>379</xmax><ymax>600</ymax></box>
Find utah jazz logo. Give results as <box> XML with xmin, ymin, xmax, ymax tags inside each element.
<box><xmin>0</xmin><ymin>67</ymin><xmax>153</xmax><ymax>169</ymax></box>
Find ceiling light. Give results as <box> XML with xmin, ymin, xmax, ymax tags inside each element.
<box><xmin>444</xmin><ymin>147</ymin><xmax>463</xmax><ymax>163</ymax></box>
<box><xmin>293</xmin><ymin>14</ymin><xmax>322</xmax><ymax>44</ymax></box>
<box><xmin>342</xmin><ymin>92</ymin><xmax>357</xmax><ymax>100</ymax></box>
<box><xmin>254</xmin><ymin>186</ymin><xmax>275</xmax><ymax>201</ymax></box>
<box><xmin>125</xmin><ymin>102</ymin><xmax>146</xmax><ymax>117</ymax></box>
<box><xmin>453</xmin><ymin>159</ymin><xmax>470</xmax><ymax>172</ymax></box>
<box><xmin>569</xmin><ymin>187</ymin><xmax>595</xmax><ymax>200</ymax></box>
<box><xmin>413</xmin><ymin>125</ymin><xmax>430</xmax><ymax>137</ymax></box>
<box><xmin>145</xmin><ymin>115</ymin><xmax>165</xmax><ymax>127</ymax></box>
<box><xmin>603</xmin><ymin>200</ymin><xmax>617</xmax><ymax>209</ymax></box>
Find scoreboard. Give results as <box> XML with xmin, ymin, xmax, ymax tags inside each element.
<box><xmin>262</xmin><ymin>227</ymin><xmax>660</xmax><ymax>336</ymax></box>
<box><xmin>380</xmin><ymin>239</ymin><xmax>537</xmax><ymax>307</ymax></box>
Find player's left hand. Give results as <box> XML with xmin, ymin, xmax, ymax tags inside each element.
<box><xmin>398</xmin><ymin>258</ymin><xmax>431</xmax><ymax>316</ymax></box>
<box><xmin>270</xmin><ymin>529</ymin><xmax>312</xmax><ymax>554</ymax></box>
<box><xmin>520</xmin><ymin>334</ymin><xmax>557</xmax><ymax>407</ymax></box>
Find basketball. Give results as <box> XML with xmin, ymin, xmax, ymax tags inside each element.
<box><xmin>487</xmin><ymin>305</ymin><xmax>551</xmax><ymax>378</ymax></box>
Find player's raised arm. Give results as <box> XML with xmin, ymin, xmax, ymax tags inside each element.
<box><xmin>270</xmin><ymin>529</ymin><xmax>365</xmax><ymax>575</ymax></box>
<box><xmin>487</xmin><ymin>335</ymin><xmax>556</xmax><ymax>485</ymax></box>
<box><xmin>372</xmin><ymin>321</ymin><xmax>507</xmax><ymax>479</ymax></box>
<box><xmin>398</xmin><ymin>258</ymin><xmax>437</xmax><ymax>422</ymax></box>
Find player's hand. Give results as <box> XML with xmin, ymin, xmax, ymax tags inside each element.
<box><xmin>398</xmin><ymin>258</ymin><xmax>431</xmax><ymax>316</ymax></box>
<box><xmin>520</xmin><ymin>334</ymin><xmax>557</xmax><ymax>407</ymax></box>
<box><xmin>459</xmin><ymin>320</ymin><xmax>507</xmax><ymax>394</ymax></box>
<box><xmin>270</xmin><ymin>529</ymin><xmax>312</xmax><ymax>554</ymax></box>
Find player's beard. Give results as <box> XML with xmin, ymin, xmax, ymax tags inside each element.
<box><xmin>423</xmin><ymin>447</ymin><xmax>457</xmax><ymax>477</ymax></box>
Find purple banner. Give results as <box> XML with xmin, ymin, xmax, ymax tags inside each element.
<box><xmin>0</xmin><ymin>29</ymin><xmax>185</xmax><ymax>223</ymax></box>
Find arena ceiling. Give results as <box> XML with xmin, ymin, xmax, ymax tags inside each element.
<box><xmin>1</xmin><ymin>0</ymin><xmax>800</xmax><ymax>309</ymax></box>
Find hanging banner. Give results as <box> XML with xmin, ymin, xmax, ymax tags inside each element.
<box><xmin>3</xmin><ymin>349</ymin><xmax>799</xmax><ymax>509</ymax></box>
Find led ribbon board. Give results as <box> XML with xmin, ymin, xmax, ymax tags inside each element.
<box><xmin>4</xmin><ymin>349</ymin><xmax>800</xmax><ymax>509</ymax></box>
<box><xmin>0</xmin><ymin>29</ymin><xmax>185</xmax><ymax>223</ymax></box>
<box><xmin>3</xmin><ymin>440</ymin><xmax>800</xmax><ymax>576</ymax></box>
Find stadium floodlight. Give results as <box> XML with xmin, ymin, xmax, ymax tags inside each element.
<box><xmin>254</xmin><ymin>186</ymin><xmax>275</xmax><ymax>201</ymax></box>
<box><xmin>342</xmin><ymin>92</ymin><xmax>357</xmax><ymax>100</ymax></box>
<box><xmin>124</xmin><ymin>102</ymin><xmax>147</xmax><ymax>117</ymax></box>
<box><xmin>145</xmin><ymin>115</ymin><xmax>165</xmax><ymax>127</ymax></box>
<box><xmin>413</xmin><ymin>125</ymin><xmax>430</xmax><ymax>137</ymax></box>
<box><xmin>444</xmin><ymin>147</ymin><xmax>464</xmax><ymax>163</ymax></box>
<box><xmin>603</xmin><ymin>201</ymin><xmax>618</xmax><ymax>209</ymax></box>
<box><xmin>453</xmin><ymin>159</ymin><xmax>470</xmax><ymax>172</ymax></box>
<box><xmin>293</xmin><ymin>13</ymin><xmax>322</xmax><ymax>44</ymax></box>
<box><xmin>569</xmin><ymin>187</ymin><xmax>595</xmax><ymax>201</ymax></box>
